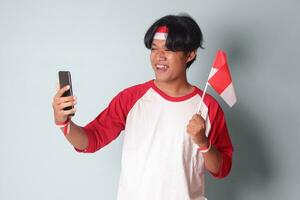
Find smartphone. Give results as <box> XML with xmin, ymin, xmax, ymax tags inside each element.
<box><xmin>58</xmin><ymin>71</ymin><xmax>74</xmax><ymax>116</ymax></box>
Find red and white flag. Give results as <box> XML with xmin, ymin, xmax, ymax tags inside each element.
<box><xmin>208</xmin><ymin>50</ymin><xmax>237</xmax><ymax>107</ymax></box>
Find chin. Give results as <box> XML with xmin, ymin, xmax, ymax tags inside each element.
<box><xmin>155</xmin><ymin>76</ymin><xmax>171</xmax><ymax>83</ymax></box>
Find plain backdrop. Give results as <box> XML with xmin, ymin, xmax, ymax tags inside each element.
<box><xmin>0</xmin><ymin>0</ymin><xmax>299</xmax><ymax>199</ymax></box>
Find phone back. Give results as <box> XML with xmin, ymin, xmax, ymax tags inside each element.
<box><xmin>58</xmin><ymin>71</ymin><xmax>73</xmax><ymax>97</ymax></box>
<box><xmin>58</xmin><ymin>71</ymin><xmax>74</xmax><ymax>116</ymax></box>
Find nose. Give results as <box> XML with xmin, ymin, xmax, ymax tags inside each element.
<box><xmin>157</xmin><ymin>50</ymin><xmax>166</xmax><ymax>61</ymax></box>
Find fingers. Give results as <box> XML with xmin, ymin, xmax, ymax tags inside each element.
<box><xmin>54</xmin><ymin>96</ymin><xmax>76</xmax><ymax>105</ymax></box>
<box><xmin>192</xmin><ymin>113</ymin><xmax>207</xmax><ymax>121</ymax></box>
<box><xmin>186</xmin><ymin>123</ymin><xmax>194</xmax><ymax>133</ymax></box>
<box><xmin>57</xmin><ymin>100</ymin><xmax>77</xmax><ymax>110</ymax></box>
<box><xmin>53</xmin><ymin>98</ymin><xmax>77</xmax><ymax>122</ymax></box>
<box><xmin>55</xmin><ymin>85</ymin><xmax>70</xmax><ymax>98</ymax></box>
<box><xmin>187</xmin><ymin>114</ymin><xmax>206</xmax><ymax>131</ymax></box>
<box><xmin>192</xmin><ymin>114</ymin><xmax>200</xmax><ymax>120</ymax></box>
<box><xmin>52</xmin><ymin>84</ymin><xmax>77</xmax><ymax>122</ymax></box>
<box><xmin>53</xmin><ymin>96</ymin><xmax>76</xmax><ymax>111</ymax></box>
<box><xmin>191</xmin><ymin>114</ymin><xmax>204</xmax><ymax>122</ymax></box>
<box><xmin>59</xmin><ymin>107</ymin><xmax>77</xmax><ymax>116</ymax></box>
<box><xmin>186</xmin><ymin>121</ymin><xmax>206</xmax><ymax>139</ymax></box>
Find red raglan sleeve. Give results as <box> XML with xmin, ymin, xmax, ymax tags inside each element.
<box><xmin>75</xmin><ymin>91</ymin><xmax>128</xmax><ymax>153</ymax></box>
<box><xmin>207</xmin><ymin>104</ymin><xmax>234</xmax><ymax>178</ymax></box>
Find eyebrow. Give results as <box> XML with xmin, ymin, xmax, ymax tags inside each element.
<box><xmin>151</xmin><ymin>42</ymin><xmax>167</xmax><ymax>49</ymax></box>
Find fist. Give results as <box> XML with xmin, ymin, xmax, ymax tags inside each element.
<box><xmin>186</xmin><ymin>114</ymin><xmax>208</xmax><ymax>147</ymax></box>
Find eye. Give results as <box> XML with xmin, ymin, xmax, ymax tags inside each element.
<box><xmin>164</xmin><ymin>47</ymin><xmax>173</xmax><ymax>52</ymax></box>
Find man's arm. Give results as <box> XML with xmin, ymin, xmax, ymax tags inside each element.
<box><xmin>197</xmin><ymin>139</ymin><xmax>222</xmax><ymax>174</ymax></box>
<box><xmin>52</xmin><ymin>85</ymin><xmax>88</xmax><ymax>150</ymax></box>
<box><xmin>187</xmin><ymin>113</ymin><xmax>233</xmax><ymax>178</ymax></box>
<box><xmin>186</xmin><ymin>114</ymin><xmax>221</xmax><ymax>174</ymax></box>
<box><xmin>61</xmin><ymin>121</ymin><xmax>88</xmax><ymax>150</ymax></box>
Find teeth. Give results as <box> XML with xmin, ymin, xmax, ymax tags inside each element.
<box><xmin>156</xmin><ymin>64</ymin><xmax>167</xmax><ymax>69</ymax></box>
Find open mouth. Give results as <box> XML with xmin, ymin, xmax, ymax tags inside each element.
<box><xmin>156</xmin><ymin>64</ymin><xmax>168</xmax><ymax>73</ymax></box>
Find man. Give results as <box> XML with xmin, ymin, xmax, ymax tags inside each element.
<box><xmin>52</xmin><ymin>14</ymin><xmax>233</xmax><ymax>200</ymax></box>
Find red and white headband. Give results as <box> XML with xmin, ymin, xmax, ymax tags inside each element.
<box><xmin>153</xmin><ymin>26</ymin><xmax>168</xmax><ymax>40</ymax></box>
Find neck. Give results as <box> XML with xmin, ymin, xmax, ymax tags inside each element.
<box><xmin>154</xmin><ymin>78</ymin><xmax>193</xmax><ymax>97</ymax></box>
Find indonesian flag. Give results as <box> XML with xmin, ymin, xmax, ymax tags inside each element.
<box><xmin>208</xmin><ymin>50</ymin><xmax>237</xmax><ymax>107</ymax></box>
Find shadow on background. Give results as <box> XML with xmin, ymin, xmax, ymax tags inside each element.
<box><xmin>204</xmin><ymin>27</ymin><xmax>275</xmax><ymax>199</ymax></box>
<box><xmin>205</xmin><ymin>105</ymin><xmax>274</xmax><ymax>199</ymax></box>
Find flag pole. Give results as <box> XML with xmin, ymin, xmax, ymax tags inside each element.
<box><xmin>197</xmin><ymin>68</ymin><xmax>213</xmax><ymax>114</ymax></box>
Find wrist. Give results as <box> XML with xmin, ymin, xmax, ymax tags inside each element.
<box><xmin>197</xmin><ymin>138</ymin><xmax>209</xmax><ymax>148</ymax></box>
<box><xmin>55</xmin><ymin>118</ymin><xmax>71</xmax><ymax>128</ymax></box>
<box><xmin>198</xmin><ymin>139</ymin><xmax>211</xmax><ymax>153</ymax></box>
<box><xmin>55</xmin><ymin>118</ymin><xmax>71</xmax><ymax>135</ymax></box>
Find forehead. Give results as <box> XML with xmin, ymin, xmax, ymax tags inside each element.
<box><xmin>151</xmin><ymin>39</ymin><xmax>166</xmax><ymax>47</ymax></box>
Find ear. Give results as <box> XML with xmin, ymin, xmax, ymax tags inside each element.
<box><xmin>186</xmin><ymin>50</ymin><xmax>197</xmax><ymax>63</ymax></box>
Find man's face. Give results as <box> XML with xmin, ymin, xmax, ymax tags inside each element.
<box><xmin>150</xmin><ymin>39</ymin><xmax>194</xmax><ymax>83</ymax></box>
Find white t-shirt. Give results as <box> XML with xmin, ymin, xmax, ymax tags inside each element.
<box><xmin>77</xmin><ymin>80</ymin><xmax>233</xmax><ymax>200</ymax></box>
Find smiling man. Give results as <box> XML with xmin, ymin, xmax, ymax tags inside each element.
<box><xmin>52</xmin><ymin>14</ymin><xmax>233</xmax><ymax>200</ymax></box>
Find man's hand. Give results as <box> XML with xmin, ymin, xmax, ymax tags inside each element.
<box><xmin>52</xmin><ymin>84</ymin><xmax>77</xmax><ymax>123</ymax></box>
<box><xmin>186</xmin><ymin>114</ymin><xmax>209</xmax><ymax>147</ymax></box>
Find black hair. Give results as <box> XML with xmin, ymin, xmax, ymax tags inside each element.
<box><xmin>144</xmin><ymin>14</ymin><xmax>204</xmax><ymax>68</ymax></box>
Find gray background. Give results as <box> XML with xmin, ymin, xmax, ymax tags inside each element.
<box><xmin>0</xmin><ymin>0</ymin><xmax>299</xmax><ymax>199</ymax></box>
